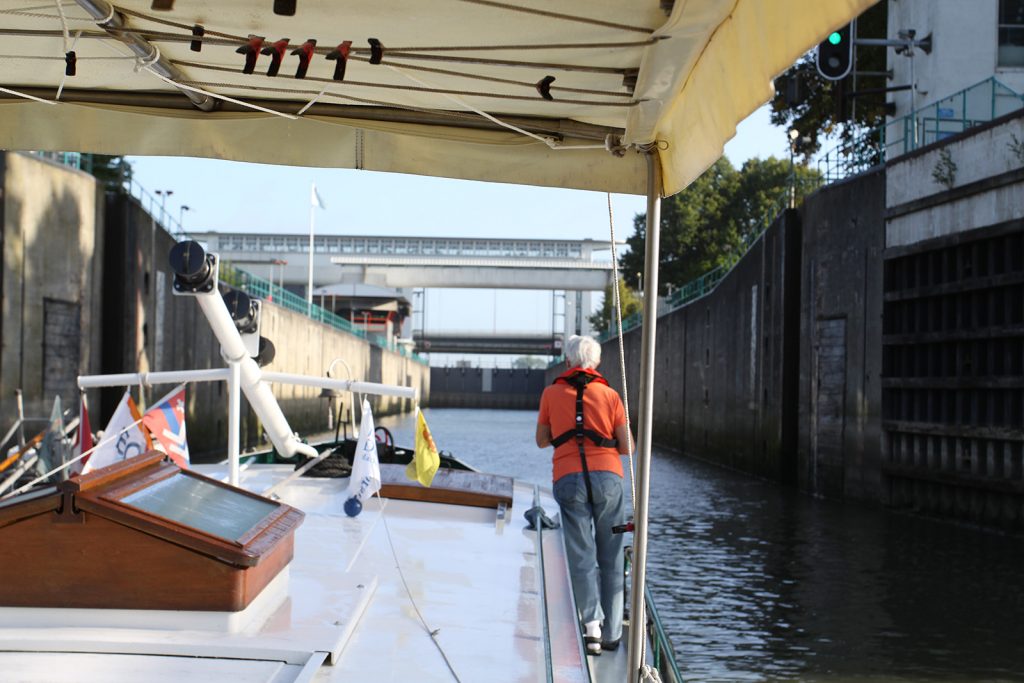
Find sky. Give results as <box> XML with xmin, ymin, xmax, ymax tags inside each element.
<box><xmin>127</xmin><ymin>104</ymin><xmax>792</xmax><ymax>367</ymax></box>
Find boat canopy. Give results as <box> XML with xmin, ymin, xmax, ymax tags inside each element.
<box><xmin>0</xmin><ymin>0</ymin><xmax>875</xmax><ymax>196</ymax></box>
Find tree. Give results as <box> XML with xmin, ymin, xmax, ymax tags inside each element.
<box><xmin>84</xmin><ymin>154</ymin><xmax>132</xmax><ymax>190</ymax></box>
<box><xmin>770</xmin><ymin>2</ymin><xmax>889</xmax><ymax>159</ymax></box>
<box><xmin>588</xmin><ymin>279</ymin><xmax>642</xmax><ymax>334</ymax></box>
<box><xmin>622</xmin><ymin>156</ymin><xmax>821</xmax><ymax>295</ymax></box>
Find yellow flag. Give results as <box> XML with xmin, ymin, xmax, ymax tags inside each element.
<box><xmin>407</xmin><ymin>409</ymin><xmax>440</xmax><ymax>487</ymax></box>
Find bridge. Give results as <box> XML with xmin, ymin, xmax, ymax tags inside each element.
<box><xmin>195</xmin><ymin>231</ymin><xmax>619</xmax><ymax>343</ymax></box>
<box><xmin>195</xmin><ymin>232</ymin><xmax>616</xmax><ymax>289</ymax></box>
<box><xmin>413</xmin><ymin>331</ymin><xmax>562</xmax><ymax>355</ymax></box>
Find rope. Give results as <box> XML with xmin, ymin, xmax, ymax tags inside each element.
<box><xmin>54</xmin><ymin>0</ymin><xmax>69</xmax><ymax>52</ymax></box>
<box><xmin>145</xmin><ymin>70</ymin><xmax>298</xmax><ymax>119</ymax></box>
<box><xmin>296</xmin><ymin>83</ymin><xmax>328</xmax><ymax>116</ymax></box>
<box><xmin>606</xmin><ymin>192</ymin><xmax>636</xmax><ymax>504</ymax></box>
<box><xmin>170</xmin><ymin>59</ymin><xmax>635</xmax><ymax>108</ymax></box>
<box><xmin>55</xmin><ymin>29</ymin><xmax>81</xmax><ymax>100</ymax></box>
<box><xmin>387</xmin><ymin>64</ymin><xmax>557</xmax><ymax>147</ymax></box>
<box><xmin>133</xmin><ymin>44</ymin><xmax>161</xmax><ymax>72</ymax></box>
<box><xmin>1</xmin><ymin>414</ymin><xmax>147</xmax><ymax>499</ymax></box>
<box><xmin>606</xmin><ymin>192</ymin><xmax>655</xmax><ymax>676</ymax></box>
<box><xmin>376</xmin><ymin>492</ymin><xmax>463</xmax><ymax>683</ymax></box>
<box><xmin>0</xmin><ymin>85</ymin><xmax>57</xmax><ymax>104</ymax></box>
<box><xmin>454</xmin><ymin>0</ymin><xmax>654</xmax><ymax>35</ymax></box>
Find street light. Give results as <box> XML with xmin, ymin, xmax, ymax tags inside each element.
<box><xmin>154</xmin><ymin>189</ymin><xmax>173</xmax><ymax>225</ymax></box>
<box><xmin>179</xmin><ymin>204</ymin><xmax>191</xmax><ymax>228</ymax></box>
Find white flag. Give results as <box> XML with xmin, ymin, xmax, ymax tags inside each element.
<box><xmin>311</xmin><ymin>183</ymin><xmax>325</xmax><ymax>209</ymax></box>
<box><xmin>83</xmin><ymin>390</ymin><xmax>151</xmax><ymax>473</ymax></box>
<box><xmin>347</xmin><ymin>399</ymin><xmax>381</xmax><ymax>502</ymax></box>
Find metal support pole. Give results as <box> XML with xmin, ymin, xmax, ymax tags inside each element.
<box><xmin>15</xmin><ymin>390</ymin><xmax>25</xmax><ymax>447</ymax></box>
<box><xmin>73</xmin><ymin>0</ymin><xmax>214</xmax><ymax>111</ymax></box>
<box><xmin>626</xmin><ymin>151</ymin><xmax>662</xmax><ymax>681</ymax></box>
<box><xmin>228</xmin><ymin>359</ymin><xmax>241</xmax><ymax>486</ymax></box>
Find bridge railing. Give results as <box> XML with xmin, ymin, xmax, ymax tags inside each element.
<box><xmin>220</xmin><ymin>262</ymin><xmax>428</xmax><ymax>365</ymax></box>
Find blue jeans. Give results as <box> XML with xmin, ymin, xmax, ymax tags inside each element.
<box><xmin>553</xmin><ymin>471</ymin><xmax>625</xmax><ymax>642</ymax></box>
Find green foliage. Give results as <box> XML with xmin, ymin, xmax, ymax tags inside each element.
<box><xmin>588</xmin><ymin>278</ymin><xmax>642</xmax><ymax>334</ymax></box>
<box><xmin>622</xmin><ymin>156</ymin><xmax>821</xmax><ymax>295</ymax></box>
<box><xmin>85</xmin><ymin>154</ymin><xmax>132</xmax><ymax>190</ymax></box>
<box><xmin>770</xmin><ymin>2</ymin><xmax>889</xmax><ymax>159</ymax></box>
<box><xmin>931</xmin><ymin>149</ymin><xmax>957</xmax><ymax>190</ymax></box>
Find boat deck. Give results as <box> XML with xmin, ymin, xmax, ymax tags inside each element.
<box><xmin>0</xmin><ymin>465</ymin><xmax>591</xmax><ymax>682</ymax></box>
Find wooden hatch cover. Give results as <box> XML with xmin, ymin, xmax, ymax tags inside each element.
<box><xmin>0</xmin><ymin>452</ymin><xmax>303</xmax><ymax>611</ymax></box>
<box><xmin>379</xmin><ymin>463</ymin><xmax>513</xmax><ymax>510</ymax></box>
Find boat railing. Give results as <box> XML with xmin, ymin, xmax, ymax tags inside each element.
<box><xmin>624</xmin><ymin>545</ymin><xmax>683</xmax><ymax>682</ymax></box>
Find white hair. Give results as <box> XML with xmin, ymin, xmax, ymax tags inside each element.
<box><xmin>565</xmin><ymin>335</ymin><xmax>601</xmax><ymax>369</ymax></box>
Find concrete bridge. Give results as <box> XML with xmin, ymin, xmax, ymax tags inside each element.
<box><xmin>194</xmin><ymin>231</ymin><xmax>619</xmax><ymax>339</ymax></box>
<box><xmin>414</xmin><ymin>331</ymin><xmax>562</xmax><ymax>355</ymax></box>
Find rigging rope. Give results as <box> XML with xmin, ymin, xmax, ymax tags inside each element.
<box><xmin>606</xmin><ymin>193</ymin><xmax>636</xmax><ymax>505</ymax></box>
<box><xmin>166</xmin><ymin>59</ymin><xmax>635</xmax><ymax>108</ymax></box>
<box><xmin>608</xmin><ymin>193</ymin><xmax>665</xmax><ymax>682</ymax></box>
<box><xmin>376</xmin><ymin>493</ymin><xmax>464</xmax><ymax>683</ymax></box>
<box><xmin>1</xmin><ymin>413</ymin><xmax>146</xmax><ymax>499</ymax></box>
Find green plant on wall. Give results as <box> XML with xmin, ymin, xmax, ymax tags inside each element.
<box><xmin>1008</xmin><ymin>133</ymin><xmax>1024</xmax><ymax>166</ymax></box>
<box><xmin>932</xmin><ymin>149</ymin><xmax>957</xmax><ymax>190</ymax></box>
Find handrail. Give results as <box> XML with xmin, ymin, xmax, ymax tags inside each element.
<box><xmin>220</xmin><ymin>262</ymin><xmax>429</xmax><ymax>365</ymax></box>
<box><xmin>817</xmin><ymin>77</ymin><xmax>1024</xmax><ymax>184</ymax></box>
<box><xmin>645</xmin><ymin>583</ymin><xmax>684</xmax><ymax>683</ymax></box>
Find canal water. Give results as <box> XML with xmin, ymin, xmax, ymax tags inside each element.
<box><xmin>376</xmin><ymin>407</ymin><xmax>1024</xmax><ymax>682</ymax></box>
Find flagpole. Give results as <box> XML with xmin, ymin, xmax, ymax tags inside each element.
<box><xmin>307</xmin><ymin>182</ymin><xmax>316</xmax><ymax>315</ymax></box>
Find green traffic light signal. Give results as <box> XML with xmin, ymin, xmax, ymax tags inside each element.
<box><xmin>828</xmin><ymin>31</ymin><xmax>842</xmax><ymax>45</ymax></box>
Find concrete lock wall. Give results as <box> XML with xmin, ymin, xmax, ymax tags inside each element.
<box><xmin>797</xmin><ymin>170</ymin><xmax>887</xmax><ymax>502</ymax></box>
<box><xmin>551</xmin><ymin>209</ymin><xmax>803</xmax><ymax>483</ymax></box>
<box><xmin>430</xmin><ymin>367</ymin><xmax>546</xmax><ymax>409</ymax></box>
<box><xmin>0</xmin><ymin>152</ymin><xmax>104</xmax><ymax>427</ymax></box>
<box><xmin>103</xmin><ymin>192</ymin><xmax>428</xmax><ymax>459</ymax></box>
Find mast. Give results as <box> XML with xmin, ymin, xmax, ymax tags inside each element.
<box><xmin>626</xmin><ymin>150</ymin><xmax>662</xmax><ymax>681</ymax></box>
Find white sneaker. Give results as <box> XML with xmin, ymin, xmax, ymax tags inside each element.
<box><xmin>584</xmin><ymin>620</ymin><xmax>602</xmax><ymax>656</ymax></box>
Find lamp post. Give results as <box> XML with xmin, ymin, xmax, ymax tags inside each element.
<box><xmin>154</xmin><ymin>189</ymin><xmax>173</xmax><ymax>225</ymax></box>
<box><xmin>788</xmin><ymin>128</ymin><xmax>799</xmax><ymax>209</ymax></box>
<box><xmin>179</xmin><ymin>204</ymin><xmax>191</xmax><ymax>229</ymax></box>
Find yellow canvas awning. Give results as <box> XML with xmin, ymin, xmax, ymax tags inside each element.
<box><xmin>0</xmin><ymin>0</ymin><xmax>876</xmax><ymax>196</ymax></box>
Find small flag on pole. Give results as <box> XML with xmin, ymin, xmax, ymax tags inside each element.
<box><xmin>70</xmin><ymin>394</ymin><xmax>93</xmax><ymax>475</ymax></box>
<box><xmin>36</xmin><ymin>396</ymin><xmax>69</xmax><ymax>480</ymax></box>
<box><xmin>311</xmin><ymin>182</ymin><xmax>326</xmax><ymax>209</ymax></box>
<box><xmin>83</xmin><ymin>390</ymin><xmax>151</xmax><ymax>473</ymax></box>
<box><xmin>344</xmin><ymin>399</ymin><xmax>380</xmax><ymax>516</ymax></box>
<box><xmin>142</xmin><ymin>384</ymin><xmax>190</xmax><ymax>469</ymax></box>
<box><xmin>407</xmin><ymin>407</ymin><xmax>440</xmax><ymax>487</ymax></box>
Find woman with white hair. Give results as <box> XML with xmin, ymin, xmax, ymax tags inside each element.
<box><xmin>536</xmin><ymin>334</ymin><xmax>632</xmax><ymax>656</ymax></box>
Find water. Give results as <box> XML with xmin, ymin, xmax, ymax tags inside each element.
<box><xmin>377</xmin><ymin>408</ymin><xmax>1024</xmax><ymax>682</ymax></box>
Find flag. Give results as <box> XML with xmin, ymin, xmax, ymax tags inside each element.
<box><xmin>407</xmin><ymin>407</ymin><xmax>440</xmax><ymax>487</ymax></box>
<box><xmin>70</xmin><ymin>394</ymin><xmax>94</xmax><ymax>475</ymax></box>
<box><xmin>83</xmin><ymin>390</ymin><xmax>151</xmax><ymax>473</ymax></box>
<box><xmin>347</xmin><ymin>399</ymin><xmax>381</xmax><ymax>503</ymax></box>
<box><xmin>311</xmin><ymin>182</ymin><xmax>325</xmax><ymax>209</ymax></box>
<box><xmin>142</xmin><ymin>384</ymin><xmax>189</xmax><ymax>468</ymax></box>
<box><xmin>36</xmin><ymin>396</ymin><xmax>70</xmax><ymax>480</ymax></box>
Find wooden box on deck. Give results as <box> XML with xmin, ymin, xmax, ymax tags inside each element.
<box><xmin>0</xmin><ymin>452</ymin><xmax>303</xmax><ymax>612</ymax></box>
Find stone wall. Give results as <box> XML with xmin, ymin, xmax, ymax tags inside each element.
<box><xmin>102</xmin><ymin>192</ymin><xmax>429</xmax><ymax>459</ymax></box>
<box><xmin>0</xmin><ymin>152</ymin><xmax>104</xmax><ymax>425</ymax></box>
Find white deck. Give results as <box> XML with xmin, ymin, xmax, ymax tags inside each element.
<box><xmin>0</xmin><ymin>465</ymin><xmax>591</xmax><ymax>682</ymax></box>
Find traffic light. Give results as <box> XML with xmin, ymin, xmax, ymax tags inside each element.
<box><xmin>816</xmin><ymin>25</ymin><xmax>853</xmax><ymax>81</ymax></box>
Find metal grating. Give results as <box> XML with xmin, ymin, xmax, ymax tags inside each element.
<box><xmin>881</xmin><ymin>223</ymin><xmax>1024</xmax><ymax>529</ymax></box>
